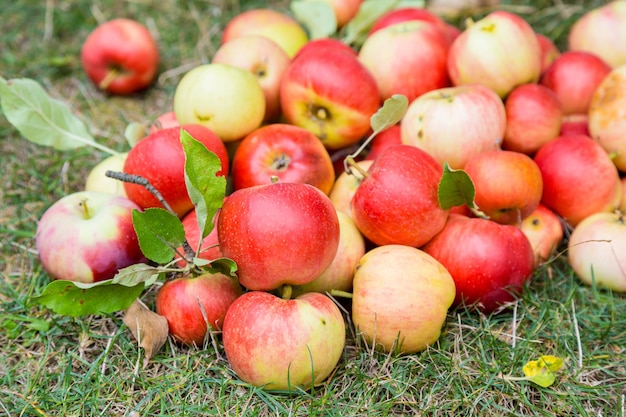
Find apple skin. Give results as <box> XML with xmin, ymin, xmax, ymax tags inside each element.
<box><xmin>123</xmin><ymin>124</ymin><xmax>229</xmax><ymax>218</ymax></box>
<box><xmin>400</xmin><ymin>84</ymin><xmax>506</xmax><ymax>169</ymax></box>
<box><xmin>519</xmin><ymin>204</ymin><xmax>563</xmax><ymax>267</ymax></box>
<box><xmin>358</xmin><ymin>20</ymin><xmax>451</xmax><ymax>102</ymax></box>
<box><xmin>175</xmin><ymin>207</ymin><xmax>223</xmax><ymax>268</ymax></box>
<box><xmin>173</xmin><ymin>63</ymin><xmax>266</xmax><ymax>142</ymax></box>
<box><xmin>369</xmin><ymin>6</ymin><xmax>448</xmax><ymax>36</ymax></box>
<box><xmin>222</xmin><ymin>291</ymin><xmax>346</xmax><ymax>391</ymax></box>
<box><xmin>351</xmin><ymin>144</ymin><xmax>448</xmax><ymax>248</ymax></box>
<box><xmin>352</xmin><ymin>244</ymin><xmax>455</xmax><ymax>353</ymax></box>
<box><xmin>539</xmin><ymin>51</ymin><xmax>612</xmax><ymax>116</ymax></box>
<box><xmin>447</xmin><ymin>10</ymin><xmax>541</xmax><ymax>98</ymax></box>
<box><xmin>537</xmin><ymin>33</ymin><xmax>560</xmax><ymax>73</ymax></box>
<box><xmin>280</xmin><ymin>47</ymin><xmax>381</xmax><ymax>150</ymax></box>
<box><xmin>329</xmin><ymin>159</ymin><xmax>373</xmax><ymax>220</ymax></box>
<box><xmin>155</xmin><ymin>272</ymin><xmax>243</xmax><ymax>346</ymax></box>
<box><xmin>502</xmin><ymin>83</ymin><xmax>563</xmax><ymax>155</ymax></box>
<box><xmin>35</xmin><ymin>191</ymin><xmax>146</xmax><ymax>283</ymax></box>
<box><xmin>293</xmin><ymin>38</ymin><xmax>357</xmax><ymax>60</ymax></box>
<box><xmin>422</xmin><ymin>214</ymin><xmax>536</xmax><ymax>313</ymax></box>
<box><xmin>568</xmin><ymin>211</ymin><xmax>626</xmax><ymax>293</ymax></box>
<box><xmin>85</xmin><ymin>153</ymin><xmax>128</xmax><ymax>197</ymax></box>
<box><xmin>231</xmin><ymin>123</ymin><xmax>335</xmax><ymax>195</ymax></box>
<box><xmin>149</xmin><ymin>111</ymin><xmax>180</xmax><ymax>133</ymax></box>
<box><xmin>221</xmin><ymin>8</ymin><xmax>309</xmax><ymax>58</ymax></box>
<box><xmin>218</xmin><ymin>182</ymin><xmax>340</xmax><ymax>291</ymax></box>
<box><xmin>464</xmin><ymin>150</ymin><xmax>544</xmax><ymax>225</ymax></box>
<box><xmin>533</xmin><ymin>134</ymin><xmax>622</xmax><ymax>227</ymax></box>
<box><xmin>81</xmin><ymin>18</ymin><xmax>159</xmax><ymax>95</ymax></box>
<box><xmin>212</xmin><ymin>35</ymin><xmax>291</xmax><ymax>123</ymax></box>
<box><xmin>560</xmin><ymin>113</ymin><xmax>590</xmax><ymax>137</ymax></box>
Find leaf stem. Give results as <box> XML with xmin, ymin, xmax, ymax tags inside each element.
<box><xmin>281</xmin><ymin>285</ymin><xmax>293</xmax><ymax>300</ymax></box>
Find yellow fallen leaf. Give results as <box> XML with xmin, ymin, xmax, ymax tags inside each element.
<box><xmin>522</xmin><ymin>355</ymin><xmax>564</xmax><ymax>388</ymax></box>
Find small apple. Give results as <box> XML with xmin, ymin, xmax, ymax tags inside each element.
<box><xmin>293</xmin><ymin>38</ymin><xmax>357</xmax><ymax>60</ymax></box>
<box><xmin>301</xmin><ymin>0</ymin><xmax>363</xmax><ymax>28</ymax></box>
<box><xmin>35</xmin><ymin>191</ymin><xmax>145</xmax><ymax>283</ymax></box>
<box><xmin>155</xmin><ymin>272</ymin><xmax>243</xmax><ymax>346</ymax></box>
<box><xmin>329</xmin><ymin>159</ymin><xmax>373</xmax><ymax>219</ymax></box>
<box><xmin>368</xmin><ymin>6</ymin><xmax>449</xmax><ymax>37</ymax></box>
<box><xmin>365</xmin><ymin>124</ymin><xmax>402</xmax><ymax>162</ymax></box>
<box><xmin>175</xmin><ymin>207</ymin><xmax>223</xmax><ymax>268</ymax></box>
<box><xmin>85</xmin><ymin>153</ymin><xmax>128</xmax><ymax>197</ymax></box>
<box><xmin>536</xmin><ymin>33</ymin><xmax>560</xmax><ymax>73</ymax></box>
<box><xmin>81</xmin><ymin>18</ymin><xmax>159</xmax><ymax>95</ymax></box>
<box><xmin>519</xmin><ymin>204</ymin><xmax>563</xmax><ymax>266</ymax></box>
<box><xmin>149</xmin><ymin>111</ymin><xmax>180</xmax><ymax>133</ymax></box>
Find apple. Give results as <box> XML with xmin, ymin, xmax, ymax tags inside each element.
<box><xmin>35</xmin><ymin>191</ymin><xmax>145</xmax><ymax>283</ymax></box>
<box><xmin>365</xmin><ymin>124</ymin><xmax>402</xmax><ymax>162</ymax></box>
<box><xmin>303</xmin><ymin>0</ymin><xmax>363</xmax><ymax>28</ymax></box>
<box><xmin>536</xmin><ymin>33</ymin><xmax>560</xmax><ymax>73</ymax></box>
<box><xmin>149</xmin><ymin>111</ymin><xmax>180</xmax><ymax>133</ymax></box>
<box><xmin>621</xmin><ymin>177</ymin><xmax>626</xmax><ymax>212</ymax></box>
<box><xmin>519</xmin><ymin>204</ymin><xmax>563</xmax><ymax>267</ymax></box>
<box><xmin>175</xmin><ymin>207</ymin><xmax>223</xmax><ymax>268</ymax></box>
<box><xmin>329</xmin><ymin>159</ymin><xmax>373</xmax><ymax>219</ymax></box>
<box><xmin>447</xmin><ymin>11</ymin><xmax>541</xmax><ymax>98</ymax></box>
<box><xmin>502</xmin><ymin>83</ymin><xmax>563</xmax><ymax>155</ymax></box>
<box><xmin>280</xmin><ymin>46</ymin><xmax>381</xmax><ymax>150</ymax></box>
<box><xmin>560</xmin><ymin>113</ymin><xmax>590</xmax><ymax>137</ymax></box>
<box><xmin>293</xmin><ymin>38</ymin><xmax>357</xmax><ymax>60</ymax></box>
<box><xmin>221</xmin><ymin>8</ymin><xmax>309</xmax><ymax>58</ymax></box>
<box><xmin>358</xmin><ymin>20</ymin><xmax>451</xmax><ymax>102</ymax></box>
<box><xmin>568</xmin><ymin>211</ymin><xmax>626</xmax><ymax>292</ymax></box>
<box><xmin>351</xmin><ymin>244</ymin><xmax>455</xmax><ymax>353</ymax></box>
<box><xmin>422</xmin><ymin>214</ymin><xmax>535</xmax><ymax>313</ymax></box>
<box><xmin>231</xmin><ymin>123</ymin><xmax>335</xmax><ymax>195</ymax></box>
<box><xmin>212</xmin><ymin>35</ymin><xmax>291</xmax><ymax>123</ymax></box>
<box><xmin>123</xmin><ymin>124</ymin><xmax>229</xmax><ymax>218</ymax></box>
<box><xmin>400</xmin><ymin>84</ymin><xmax>506</xmax><ymax>169</ymax></box>
<box><xmin>85</xmin><ymin>153</ymin><xmax>128</xmax><ymax>197</ymax></box>
<box><xmin>80</xmin><ymin>18</ymin><xmax>159</xmax><ymax>95</ymax></box>
<box><xmin>351</xmin><ymin>144</ymin><xmax>448</xmax><ymax>247</ymax></box>
<box><xmin>155</xmin><ymin>272</ymin><xmax>243</xmax><ymax>346</ymax></box>
<box><xmin>533</xmin><ymin>134</ymin><xmax>622</xmax><ymax>227</ymax></box>
<box><xmin>173</xmin><ymin>63</ymin><xmax>266</xmax><ymax>142</ymax></box>
<box><xmin>568</xmin><ymin>1</ymin><xmax>626</xmax><ymax>68</ymax></box>
<box><xmin>218</xmin><ymin>182</ymin><xmax>340</xmax><ymax>291</ymax></box>
<box><xmin>464</xmin><ymin>150</ymin><xmax>543</xmax><ymax>225</ymax></box>
<box><xmin>369</xmin><ymin>6</ymin><xmax>448</xmax><ymax>35</ymax></box>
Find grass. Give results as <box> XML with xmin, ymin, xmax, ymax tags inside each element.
<box><xmin>1</xmin><ymin>0</ymin><xmax>625</xmax><ymax>416</ymax></box>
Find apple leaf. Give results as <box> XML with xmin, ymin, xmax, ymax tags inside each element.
<box><xmin>370</xmin><ymin>94</ymin><xmax>408</xmax><ymax>133</ymax></box>
<box><xmin>109</xmin><ymin>263</ymin><xmax>166</xmax><ymax>288</ymax></box>
<box><xmin>437</xmin><ymin>162</ymin><xmax>477</xmax><ymax>210</ymax></box>
<box><xmin>123</xmin><ymin>299</ymin><xmax>169</xmax><ymax>368</ymax></box>
<box><xmin>522</xmin><ymin>355</ymin><xmax>564</xmax><ymax>388</ymax></box>
<box><xmin>291</xmin><ymin>0</ymin><xmax>337</xmax><ymax>39</ymax></box>
<box><xmin>198</xmin><ymin>257</ymin><xmax>238</xmax><ymax>278</ymax></box>
<box><xmin>0</xmin><ymin>76</ymin><xmax>117</xmax><ymax>155</ymax></box>
<box><xmin>132</xmin><ymin>208</ymin><xmax>185</xmax><ymax>264</ymax></box>
<box><xmin>181</xmin><ymin>129</ymin><xmax>226</xmax><ymax>240</ymax></box>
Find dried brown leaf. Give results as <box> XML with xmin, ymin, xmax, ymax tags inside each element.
<box><xmin>123</xmin><ymin>299</ymin><xmax>169</xmax><ymax>368</ymax></box>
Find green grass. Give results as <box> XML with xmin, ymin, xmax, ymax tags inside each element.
<box><xmin>1</xmin><ymin>0</ymin><xmax>624</xmax><ymax>416</ymax></box>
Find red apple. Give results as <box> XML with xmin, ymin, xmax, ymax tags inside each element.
<box><xmin>123</xmin><ymin>124</ymin><xmax>229</xmax><ymax>218</ymax></box>
<box><xmin>539</xmin><ymin>51</ymin><xmax>612</xmax><ymax>115</ymax></box>
<box><xmin>351</xmin><ymin>144</ymin><xmax>448</xmax><ymax>247</ymax></box>
<box><xmin>222</xmin><ymin>291</ymin><xmax>346</xmax><ymax>390</ymax></box>
<box><xmin>365</xmin><ymin>124</ymin><xmax>402</xmax><ymax>161</ymax></box>
<box><xmin>81</xmin><ymin>18</ymin><xmax>159</xmax><ymax>95</ymax></box>
<box><xmin>280</xmin><ymin>47</ymin><xmax>381</xmax><ymax>150</ymax></box>
<box><xmin>231</xmin><ymin>123</ymin><xmax>335</xmax><ymax>195</ymax></box>
<box><xmin>560</xmin><ymin>113</ymin><xmax>590</xmax><ymax>137</ymax></box>
<box><xmin>329</xmin><ymin>159</ymin><xmax>373</xmax><ymax>219</ymax></box>
<box><xmin>519</xmin><ymin>204</ymin><xmax>563</xmax><ymax>267</ymax></box>
<box><xmin>149</xmin><ymin>111</ymin><xmax>180</xmax><ymax>133</ymax></box>
<box><xmin>155</xmin><ymin>272</ymin><xmax>243</xmax><ymax>345</ymax></box>
<box><xmin>502</xmin><ymin>83</ymin><xmax>563</xmax><ymax>155</ymax></box>
<box><xmin>536</xmin><ymin>33</ymin><xmax>560</xmax><ymax>73</ymax></box>
<box><xmin>175</xmin><ymin>207</ymin><xmax>223</xmax><ymax>268</ymax></box>
<box><xmin>35</xmin><ymin>191</ymin><xmax>145</xmax><ymax>283</ymax></box>
<box><xmin>358</xmin><ymin>20</ymin><xmax>451</xmax><ymax>102</ymax></box>
<box><xmin>533</xmin><ymin>134</ymin><xmax>622</xmax><ymax>226</ymax></box>
<box><xmin>369</xmin><ymin>6</ymin><xmax>448</xmax><ymax>36</ymax></box>
<box><xmin>218</xmin><ymin>182</ymin><xmax>340</xmax><ymax>291</ymax></box>
<box><xmin>400</xmin><ymin>84</ymin><xmax>506</xmax><ymax>169</ymax></box>
<box><xmin>293</xmin><ymin>38</ymin><xmax>357</xmax><ymax>60</ymax></box>
<box><xmin>422</xmin><ymin>214</ymin><xmax>535</xmax><ymax>313</ymax></box>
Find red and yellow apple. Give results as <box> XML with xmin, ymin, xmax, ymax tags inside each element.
<box><xmin>519</xmin><ymin>204</ymin><xmax>563</xmax><ymax>266</ymax></box>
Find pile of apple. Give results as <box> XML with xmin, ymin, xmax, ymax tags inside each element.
<box><xmin>33</xmin><ymin>0</ymin><xmax>626</xmax><ymax>392</ymax></box>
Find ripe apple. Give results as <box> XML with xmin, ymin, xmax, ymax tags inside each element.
<box><xmin>539</xmin><ymin>51</ymin><xmax>611</xmax><ymax>116</ymax></box>
<box><xmin>352</xmin><ymin>244</ymin><xmax>455</xmax><ymax>353</ymax></box>
<box><xmin>502</xmin><ymin>83</ymin><xmax>563</xmax><ymax>155</ymax></box>
<box><xmin>280</xmin><ymin>46</ymin><xmax>381</xmax><ymax>150</ymax></box>
<box><xmin>329</xmin><ymin>159</ymin><xmax>373</xmax><ymax>219</ymax></box>
<box><xmin>533</xmin><ymin>134</ymin><xmax>622</xmax><ymax>226</ymax></box>
<box><xmin>365</xmin><ymin>124</ymin><xmax>402</xmax><ymax>162</ymax></box>
<box><xmin>293</xmin><ymin>38</ymin><xmax>357</xmax><ymax>60</ymax></box>
<box><xmin>560</xmin><ymin>113</ymin><xmax>590</xmax><ymax>137</ymax></box>
<box><xmin>519</xmin><ymin>204</ymin><xmax>563</xmax><ymax>266</ymax></box>
<box><xmin>536</xmin><ymin>33</ymin><xmax>560</xmax><ymax>73</ymax></box>
<box><xmin>231</xmin><ymin>123</ymin><xmax>335</xmax><ymax>195</ymax></box>
<box><xmin>218</xmin><ymin>182</ymin><xmax>340</xmax><ymax>291</ymax></box>
<box><xmin>149</xmin><ymin>111</ymin><xmax>180</xmax><ymax>133</ymax></box>
<box><xmin>85</xmin><ymin>153</ymin><xmax>128</xmax><ymax>197</ymax></box>
<box><xmin>175</xmin><ymin>207</ymin><xmax>223</xmax><ymax>268</ymax></box>
<box><xmin>35</xmin><ymin>191</ymin><xmax>145</xmax><ymax>283</ymax></box>
<box><xmin>155</xmin><ymin>272</ymin><xmax>243</xmax><ymax>346</ymax></box>
<box><xmin>80</xmin><ymin>18</ymin><xmax>159</xmax><ymax>95</ymax></box>
<box><xmin>422</xmin><ymin>214</ymin><xmax>536</xmax><ymax>313</ymax></box>
<box><xmin>173</xmin><ymin>63</ymin><xmax>266</xmax><ymax>142</ymax></box>
<box><xmin>212</xmin><ymin>35</ymin><xmax>291</xmax><ymax>123</ymax></box>
<box><xmin>222</xmin><ymin>291</ymin><xmax>346</xmax><ymax>391</ymax></box>
<box><xmin>123</xmin><ymin>124</ymin><xmax>229</xmax><ymax>218</ymax></box>
<box><xmin>351</xmin><ymin>144</ymin><xmax>448</xmax><ymax>247</ymax></box>
<box><xmin>568</xmin><ymin>211</ymin><xmax>626</xmax><ymax>292</ymax></box>
<box><xmin>464</xmin><ymin>150</ymin><xmax>543</xmax><ymax>225</ymax></box>
<box><xmin>400</xmin><ymin>84</ymin><xmax>506</xmax><ymax>169</ymax></box>
<box><xmin>368</xmin><ymin>6</ymin><xmax>448</xmax><ymax>36</ymax></box>
<box><xmin>358</xmin><ymin>20</ymin><xmax>451</xmax><ymax>102</ymax></box>
<box><xmin>221</xmin><ymin>8</ymin><xmax>309</xmax><ymax>58</ymax></box>
<box><xmin>447</xmin><ymin>10</ymin><xmax>541</xmax><ymax>98</ymax></box>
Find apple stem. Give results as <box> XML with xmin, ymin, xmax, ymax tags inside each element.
<box><xmin>79</xmin><ymin>197</ymin><xmax>92</xmax><ymax>219</ymax></box>
<box><xmin>343</xmin><ymin>156</ymin><xmax>370</xmax><ymax>178</ymax></box>
<box><xmin>469</xmin><ymin>204</ymin><xmax>490</xmax><ymax>220</ymax></box>
<box><xmin>281</xmin><ymin>284</ymin><xmax>293</xmax><ymax>300</ymax></box>
<box><xmin>270</xmin><ymin>175</ymin><xmax>279</xmax><ymax>184</ymax></box>
<box><xmin>329</xmin><ymin>289</ymin><xmax>353</xmax><ymax>299</ymax></box>
<box><xmin>98</xmin><ymin>68</ymin><xmax>120</xmax><ymax>91</ymax></box>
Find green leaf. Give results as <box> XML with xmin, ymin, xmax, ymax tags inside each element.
<box><xmin>341</xmin><ymin>0</ymin><xmax>399</xmax><ymax>46</ymax></box>
<box><xmin>0</xmin><ymin>77</ymin><xmax>115</xmax><ymax>154</ymax></box>
<box><xmin>132</xmin><ymin>208</ymin><xmax>186</xmax><ymax>264</ymax></box>
<box><xmin>200</xmin><ymin>257</ymin><xmax>238</xmax><ymax>278</ymax></box>
<box><xmin>291</xmin><ymin>0</ymin><xmax>338</xmax><ymax>39</ymax></box>
<box><xmin>181</xmin><ymin>129</ymin><xmax>227</xmax><ymax>241</ymax></box>
<box><xmin>370</xmin><ymin>94</ymin><xmax>408</xmax><ymax>133</ymax></box>
<box><xmin>110</xmin><ymin>263</ymin><xmax>166</xmax><ymax>288</ymax></box>
<box><xmin>30</xmin><ymin>279</ymin><xmax>145</xmax><ymax>317</ymax></box>
<box><xmin>438</xmin><ymin>162</ymin><xmax>477</xmax><ymax>210</ymax></box>
<box><xmin>523</xmin><ymin>355</ymin><xmax>564</xmax><ymax>388</ymax></box>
